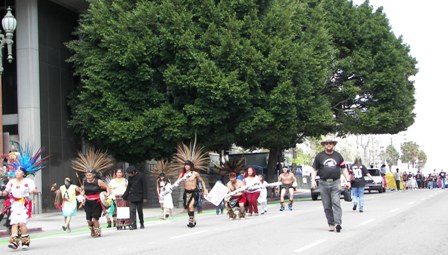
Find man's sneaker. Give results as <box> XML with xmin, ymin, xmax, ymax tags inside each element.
<box><xmin>353</xmin><ymin>204</ymin><xmax>357</xmax><ymax>211</ymax></box>
<box><xmin>280</xmin><ymin>206</ymin><xmax>285</xmax><ymax>211</ymax></box>
<box><xmin>140</xmin><ymin>224</ymin><xmax>145</xmax><ymax>229</ymax></box>
<box><xmin>359</xmin><ymin>209</ymin><xmax>364</xmax><ymax>213</ymax></box>
<box><xmin>328</xmin><ymin>225</ymin><xmax>335</xmax><ymax>232</ymax></box>
<box><xmin>336</xmin><ymin>225</ymin><xmax>342</xmax><ymax>233</ymax></box>
<box><xmin>288</xmin><ymin>204</ymin><xmax>293</xmax><ymax>211</ymax></box>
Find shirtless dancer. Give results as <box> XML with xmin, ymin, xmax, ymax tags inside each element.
<box><xmin>278</xmin><ymin>167</ymin><xmax>297</xmax><ymax>211</ymax></box>
<box><xmin>225</xmin><ymin>172</ymin><xmax>247</xmax><ymax>219</ymax></box>
<box><xmin>177</xmin><ymin>160</ymin><xmax>208</xmax><ymax>228</ymax></box>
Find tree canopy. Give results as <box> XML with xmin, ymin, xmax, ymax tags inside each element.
<box><xmin>66</xmin><ymin>0</ymin><xmax>417</xmax><ymax>169</ymax></box>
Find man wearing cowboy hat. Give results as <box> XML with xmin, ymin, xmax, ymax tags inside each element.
<box><xmin>311</xmin><ymin>136</ymin><xmax>351</xmax><ymax>233</ymax></box>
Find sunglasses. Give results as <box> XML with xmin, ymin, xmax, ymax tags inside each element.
<box><xmin>323</xmin><ymin>142</ymin><xmax>335</xmax><ymax>145</ymax></box>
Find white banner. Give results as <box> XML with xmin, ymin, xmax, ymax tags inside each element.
<box><xmin>116</xmin><ymin>207</ymin><xmax>130</xmax><ymax>219</ymax></box>
<box><xmin>160</xmin><ymin>172</ymin><xmax>193</xmax><ymax>198</ymax></box>
<box><xmin>205</xmin><ymin>182</ymin><xmax>229</xmax><ymax>206</ymax></box>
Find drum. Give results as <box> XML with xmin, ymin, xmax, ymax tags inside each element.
<box><xmin>99</xmin><ymin>191</ymin><xmax>112</xmax><ymax>208</ymax></box>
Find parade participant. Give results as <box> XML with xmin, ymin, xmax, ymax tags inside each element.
<box><xmin>81</xmin><ymin>169</ymin><xmax>109</xmax><ymax>237</ymax></box>
<box><xmin>176</xmin><ymin>160</ymin><xmax>208</xmax><ymax>227</ymax></box>
<box><xmin>162</xmin><ymin>180</ymin><xmax>174</xmax><ymax>220</ymax></box>
<box><xmin>108</xmin><ymin>168</ymin><xmax>128</xmax><ymax>227</ymax></box>
<box><xmin>311</xmin><ymin>137</ymin><xmax>350</xmax><ymax>233</ymax></box>
<box><xmin>123</xmin><ymin>165</ymin><xmax>147</xmax><ymax>230</ymax></box>
<box><xmin>278</xmin><ymin>166</ymin><xmax>297</xmax><ymax>211</ymax></box>
<box><xmin>1</xmin><ymin>143</ymin><xmax>48</xmax><ymax>250</ymax></box>
<box><xmin>215</xmin><ymin>177</ymin><xmax>225</xmax><ymax>215</ymax></box>
<box><xmin>57</xmin><ymin>177</ymin><xmax>81</xmax><ymax>232</ymax></box>
<box><xmin>395</xmin><ymin>168</ymin><xmax>401</xmax><ymax>190</ymax></box>
<box><xmin>349</xmin><ymin>157</ymin><xmax>375</xmax><ymax>213</ymax></box>
<box><xmin>225</xmin><ymin>172</ymin><xmax>246</xmax><ymax>219</ymax></box>
<box><xmin>71</xmin><ymin>147</ymin><xmax>113</xmax><ymax>236</ymax></box>
<box><xmin>156</xmin><ymin>172</ymin><xmax>169</xmax><ymax>219</ymax></box>
<box><xmin>243</xmin><ymin>167</ymin><xmax>261</xmax><ymax>216</ymax></box>
<box><xmin>257</xmin><ymin>174</ymin><xmax>268</xmax><ymax>214</ymax></box>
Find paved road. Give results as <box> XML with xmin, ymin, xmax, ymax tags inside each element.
<box><xmin>1</xmin><ymin>189</ymin><xmax>447</xmax><ymax>254</ymax></box>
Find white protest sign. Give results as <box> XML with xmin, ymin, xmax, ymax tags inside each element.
<box><xmin>205</xmin><ymin>182</ymin><xmax>229</xmax><ymax>206</ymax></box>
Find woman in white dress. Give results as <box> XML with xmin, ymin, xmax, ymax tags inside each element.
<box><xmin>157</xmin><ymin>173</ymin><xmax>174</xmax><ymax>220</ymax></box>
<box><xmin>1</xmin><ymin>143</ymin><xmax>48</xmax><ymax>250</ymax></box>
<box><xmin>1</xmin><ymin>167</ymin><xmax>37</xmax><ymax>249</ymax></box>
<box><xmin>162</xmin><ymin>181</ymin><xmax>174</xmax><ymax>219</ymax></box>
<box><xmin>108</xmin><ymin>168</ymin><xmax>128</xmax><ymax>227</ymax></box>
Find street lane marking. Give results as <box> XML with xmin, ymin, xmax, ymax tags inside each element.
<box><xmin>55</xmin><ymin>233</ymin><xmax>89</xmax><ymax>239</ymax></box>
<box><xmin>390</xmin><ymin>208</ymin><xmax>400</xmax><ymax>213</ymax></box>
<box><xmin>267</xmin><ymin>215</ymin><xmax>284</xmax><ymax>219</ymax></box>
<box><xmin>170</xmin><ymin>230</ymin><xmax>208</xmax><ymax>239</ymax></box>
<box><xmin>294</xmin><ymin>239</ymin><xmax>326</xmax><ymax>253</ymax></box>
<box><xmin>360</xmin><ymin>219</ymin><xmax>376</xmax><ymax>226</ymax></box>
<box><xmin>408</xmin><ymin>201</ymin><xmax>415</xmax><ymax>205</ymax></box>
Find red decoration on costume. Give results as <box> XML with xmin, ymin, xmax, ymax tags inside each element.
<box><xmin>25</xmin><ymin>200</ymin><xmax>33</xmax><ymax>218</ymax></box>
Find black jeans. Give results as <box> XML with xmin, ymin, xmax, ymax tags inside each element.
<box><xmin>130</xmin><ymin>201</ymin><xmax>144</xmax><ymax>226</ymax></box>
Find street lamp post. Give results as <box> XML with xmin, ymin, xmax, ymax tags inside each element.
<box><xmin>0</xmin><ymin>6</ymin><xmax>17</xmax><ymax>162</ymax></box>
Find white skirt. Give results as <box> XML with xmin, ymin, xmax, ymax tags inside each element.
<box><xmin>9</xmin><ymin>201</ymin><xmax>30</xmax><ymax>225</ymax></box>
<box><xmin>163</xmin><ymin>194</ymin><xmax>174</xmax><ymax>209</ymax></box>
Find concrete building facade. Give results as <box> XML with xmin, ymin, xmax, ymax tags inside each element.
<box><xmin>2</xmin><ymin>0</ymin><xmax>88</xmax><ymax>212</ymax></box>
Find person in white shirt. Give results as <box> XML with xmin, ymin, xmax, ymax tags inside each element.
<box><xmin>162</xmin><ymin>181</ymin><xmax>174</xmax><ymax>220</ymax></box>
<box><xmin>243</xmin><ymin>167</ymin><xmax>261</xmax><ymax>216</ymax></box>
<box><xmin>108</xmin><ymin>169</ymin><xmax>128</xmax><ymax>227</ymax></box>
<box><xmin>257</xmin><ymin>174</ymin><xmax>268</xmax><ymax>214</ymax></box>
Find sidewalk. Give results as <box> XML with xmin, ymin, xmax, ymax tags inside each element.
<box><xmin>0</xmin><ymin>189</ymin><xmax>309</xmax><ymax>237</ymax></box>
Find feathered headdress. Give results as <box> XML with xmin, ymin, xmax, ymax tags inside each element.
<box><xmin>171</xmin><ymin>142</ymin><xmax>209</xmax><ymax>173</ymax></box>
<box><xmin>72</xmin><ymin>147</ymin><xmax>114</xmax><ymax>173</ymax></box>
<box><xmin>11</xmin><ymin>141</ymin><xmax>49</xmax><ymax>176</ymax></box>
<box><xmin>150</xmin><ymin>160</ymin><xmax>176</xmax><ymax>176</ymax></box>
<box><xmin>214</xmin><ymin>157</ymin><xmax>246</xmax><ymax>176</ymax></box>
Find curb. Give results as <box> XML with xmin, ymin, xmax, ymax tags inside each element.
<box><xmin>0</xmin><ymin>227</ymin><xmax>43</xmax><ymax>237</ymax></box>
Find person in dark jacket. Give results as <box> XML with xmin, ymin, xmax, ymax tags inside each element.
<box><xmin>123</xmin><ymin>165</ymin><xmax>148</xmax><ymax>230</ymax></box>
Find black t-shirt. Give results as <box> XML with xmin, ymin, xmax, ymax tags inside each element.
<box><xmin>313</xmin><ymin>151</ymin><xmax>345</xmax><ymax>180</ymax></box>
<box><xmin>439</xmin><ymin>171</ymin><xmax>446</xmax><ymax>179</ymax></box>
<box><xmin>350</xmin><ymin>165</ymin><xmax>368</xmax><ymax>188</ymax></box>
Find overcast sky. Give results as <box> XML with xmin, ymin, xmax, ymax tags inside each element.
<box><xmin>351</xmin><ymin>0</ymin><xmax>448</xmax><ymax>170</ymax></box>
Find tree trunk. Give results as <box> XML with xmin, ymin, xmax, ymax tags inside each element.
<box><xmin>266</xmin><ymin>148</ymin><xmax>283</xmax><ymax>183</ymax></box>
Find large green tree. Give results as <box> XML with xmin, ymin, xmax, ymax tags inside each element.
<box><xmin>229</xmin><ymin>1</ymin><xmax>336</xmax><ymax>179</ymax></box>
<box><xmin>321</xmin><ymin>0</ymin><xmax>417</xmax><ymax>135</ymax></box>
<box><xmin>67</xmin><ymin>0</ymin><xmax>335</xmax><ymax>166</ymax></box>
<box><xmin>66</xmin><ymin>0</ymin><xmax>417</xmax><ymax>178</ymax></box>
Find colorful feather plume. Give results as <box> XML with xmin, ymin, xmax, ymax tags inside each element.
<box><xmin>72</xmin><ymin>147</ymin><xmax>114</xmax><ymax>173</ymax></box>
<box><xmin>150</xmin><ymin>160</ymin><xmax>176</xmax><ymax>176</ymax></box>
<box><xmin>171</xmin><ymin>142</ymin><xmax>209</xmax><ymax>172</ymax></box>
<box><xmin>11</xmin><ymin>141</ymin><xmax>49</xmax><ymax>176</ymax></box>
<box><xmin>214</xmin><ymin>157</ymin><xmax>246</xmax><ymax>176</ymax></box>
